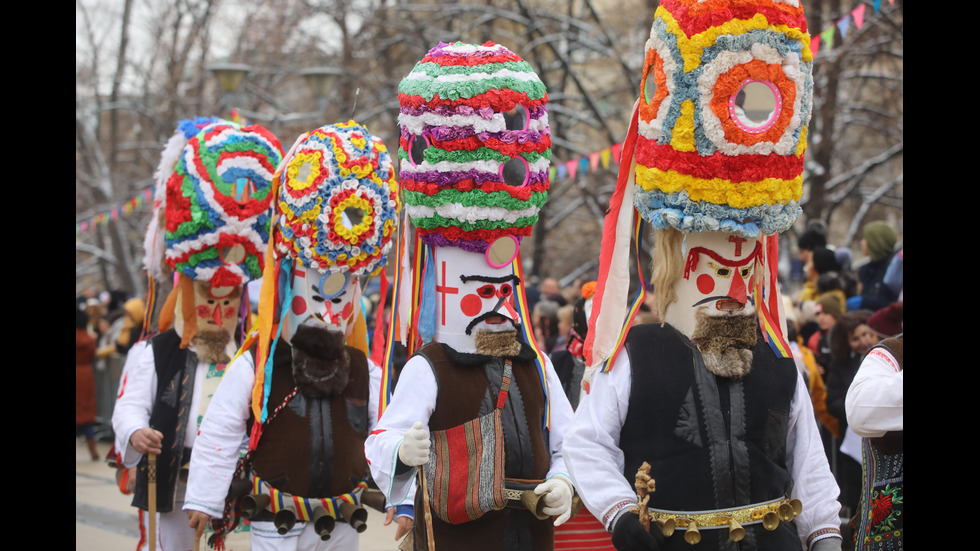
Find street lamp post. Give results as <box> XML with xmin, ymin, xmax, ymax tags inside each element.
<box><xmin>207</xmin><ymin>63</ymin><xmax>343</xmax><ymax>134</ymax></box>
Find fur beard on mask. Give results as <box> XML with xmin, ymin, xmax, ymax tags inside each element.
<box><xmin>290</xmin><ymin>324</ymin><xmax>350</xmax><ymax>398</ymax></box>
<box><xmin>474</xmin><ymin>329</ymin><xmax>522</xmax><ymax>357</ymax></box>
<box><xmin>691</xmin><ymin>311</ymin><xmax>757</xmax><ymax>379</ymax></box>
<box><xmin>192</xmin><ymin>327</ymin><xmax>233</xmax><ymax>364</ymax></box>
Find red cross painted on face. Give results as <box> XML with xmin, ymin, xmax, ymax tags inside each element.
<box><xmin>435</xmin><ymin>261</ymin><xmax>459</xmax><ymax>326</ymax></box>
<box><xmin>729</xmin><ymin>235</ymin><xmax>747</xmax><ymax>256</ymax></box>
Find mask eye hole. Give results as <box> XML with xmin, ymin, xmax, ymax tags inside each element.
<box><xmin>504</xmin><ymin>105</ymin><xmax>528</xmax><ymax>131</ymax></box>
<box><xmin>408</xmin><ymin>134</ymin><xmax>429</xmax><ymax>167</ymax></box>
<box><xmin>740</xmin><ymin>267</ymin><xmax>752</xmax><ymax>278</ymax></box>
<box><xmin>499</xmin><ymin>284</ymin><xmax>512</xmax><ymax>297</ymax></box>
<box><xmin>643</xmin><ymin>70</ymin><xmax>657</xmax><ymax>104</ymax></box>
<box><xmin>500</xmin><ymin>156</ymin><xmax>529</xmax><ymax>187</ymax></box>
<box><xmin>477</xmin><ymin>285</ymin><xmax>496</xmax><ymax>299</ymax></box>
<box><xmin>730</xmin><ymin>80</ymin><xmax>781</xmax><ymax>133</ymax></box>
<box><xmin>708</xmin><ymin>262</ymin><xmax>732</xmax><ymax>278</ymax></box>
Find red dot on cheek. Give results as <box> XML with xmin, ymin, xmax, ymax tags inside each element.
<box><xmin>223</xmin><ymin>306</ymin><xmax>236</xmax><ymax>319</ymax></box>
<box><xmin>341</xmin><ymin>302</ymin><xmax>353</xmax><ymax>320</ymax></box>
<box><xmin>196</xmin><ymin>305</ymin><xmax>212</xmax><ymax>318</ymax></box>
<box><xmin>291</xmin><ymin>296</ymin><xmax>307</xmax><ymax>316</ymax></box>
<box><xmin>697</xmin><ymin>274</ymin><xmax>715</xmax><ymax>295</ymax></box>
<box><xmin>460</xmin><ymin>294</ymin><xmax>483</xmax><ymax>318</ymax></box>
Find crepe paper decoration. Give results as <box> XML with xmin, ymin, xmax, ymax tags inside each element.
<box><xmin>631</xmin><ymin>0</ymin><xmax>811</xmax><ymax>237</ymax></box>
<box><xmin>274</xmin><ymin>121</ymin><xmax>400</xmax><ymax>278</ymax></box>
<box><xmin>398</xmin><ymin>41</ymin><xmax>551</xmax><ymax>254</ymax></box>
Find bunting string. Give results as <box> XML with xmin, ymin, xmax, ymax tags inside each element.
<box><xmin>76</xmin><ymin>187</ymin><xmax>154</xmax><ymax>236</ymax></box>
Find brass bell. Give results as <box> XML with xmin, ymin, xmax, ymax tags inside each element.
<box><xmin>520</xmin><ymin>490</ymin><xmax>551</xmax><ymax>520</ymax></box>
<box><xmin>762</xmin><ymin>511</ymin><xmax>780</xmax><ymax>531</ymax></box>
<box><xmin>241</xmin><ymin>494</ymin><xmax>271</xmax><ymax>520</ymax></box>
<box><xmin>312</xmin><ymin>507</ymin><xmax>335</xmax><ymax>541</ymax></box>
<box><xmin>684</xmin><ymin>521</ymin><xmax>701</xmax><ymax>545</ymax></box>
<box><xmin>657</xmin><ymin>518</ymin><xmax>676</xmax><ymax>537</ymax></box>
<box><xmin>790</xmin><ymin>499</ymin><xmax>803</xmax><ymax>518</ymax></box>
<box><xmin>274</xmin><ymin>507</ymin><xmax>297</xmax><ymax>535</ymax></box>
<box><xmin>728</xmin><ymin>518</ymin><xmax>745</xmax><ymax>542</ymax></box>
<box><xmin>338</xmin><ymin>501</ymin><xmax>368</xmax><ymax>533</ymax></box>
<box><xmin>778</xmin><ymin>502</ymin><xmax>795</xmax><ymax>522</ymax></box>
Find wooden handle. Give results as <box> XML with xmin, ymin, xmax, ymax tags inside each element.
<box><xmin>147</xmin><ymin>453</ymin><xmax>157</xmax><ymax>551</ymax></box>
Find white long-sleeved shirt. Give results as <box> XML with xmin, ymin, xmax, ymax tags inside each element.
<box><xmin>563</xmin><ymin>348</ymin><xmax>842</xmax><ymax>550</ymax></box>
<box><xmin>183</xmin><ymin>353</ymin><xmax>383</xmax><ymax>518</ymax></box>
<box><xmin>364</xmin><ymin>350</ymin><xmax>575</xmax><ymax>508</ymax></box>
<box><xmin>845</xmin><ymin>346</ymin><xmax>903</xmax><ymax>438</ymax></box>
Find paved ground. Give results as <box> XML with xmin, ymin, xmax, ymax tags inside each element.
<box><xmin>76</xmin><ymin>439</ymin><xmax>407</xmax><ymax>551</ymax></box>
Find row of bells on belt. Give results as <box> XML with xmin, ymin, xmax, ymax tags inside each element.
<box><xmin>657</xmin><ymin>499</ymin><xmax>802</xmax><ymax>545</ymax></box>
<box><xmin>239</xmin><ymin>493</ymin><xmax>368</xmax><ymax>541</ymax></box>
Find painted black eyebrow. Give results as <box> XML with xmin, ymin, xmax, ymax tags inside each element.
<box><xmin>459</xmin><ymin>274</ymin><xmax>521</xmax><ymax>285</ymax></box>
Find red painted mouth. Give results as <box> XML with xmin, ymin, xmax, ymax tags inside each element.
<box><xmin>485</xmin><ymin>314</ymin><xmax>508</xmax><ymax>325</ymax></box>
<box><xmin>715</xmin><ymin>299</ymin><xmax>745</xmax><ymax>311</ymax></box>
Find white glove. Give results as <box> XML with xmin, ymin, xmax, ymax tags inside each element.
<box><xmin>534</xmin><ymin>476</ymin><xmax>574</xmax><ymax>526</ymax></box>
<box><xmin>397</xmin><ymin>421</ymin><xmax>430</xmax><ymax>467</ymax></box>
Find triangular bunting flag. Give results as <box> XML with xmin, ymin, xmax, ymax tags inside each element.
<box><xmin>589</xmin><ymin>151</ymin><xmax>600</xmax><ymax>171</ymax></box>
<box><xmin>821</xmin><ymin>27</ymin><xmax>835</xmax><ymax>50</ymax></box>
<box><xmin>837</xmin><ymin>16</ymin><xmax>851</xmax><ymax>39</ymax></box>
<box><xmin>567</xmin><ymin>160</ymin><xmax>578</xmax><ymax>180</ymax></box>
<box><xmin>610</xmin><ymin>142</ymin><xmax>623</xmax><ymax>164</ymax></box>
<box><xmin>600</xmin><ymin>148</ymin><xmax>611</xmax><ymax>169</ymax></box>
<box><xmin>811</xmin><ymin>35</ymin><xmax>821</xmax><ymax>57</ymax></box>
<box><xmin>852</xmin><ymin>4</ymin><xmax>866</xmax><ymax>28</ymax></box>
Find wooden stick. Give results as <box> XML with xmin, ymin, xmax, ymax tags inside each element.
<box><xmin>148</xmin><ymin>453</ymin><xmax>157</xmax><ymax>551</ymax></box>
<box><xmin>418</xmin><ymin>466</ymin><xmax>436</xmax><ymax>551</ymax></box>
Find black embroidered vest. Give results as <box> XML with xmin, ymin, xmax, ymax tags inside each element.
<box><xmin>620</xmin><ymin>323</ymin><xmax>800</xmax><ymax>551</ymax></box>
<box><xmin>132</xmin><ymin>329</ymin><xmax>197</xmax><ymax>513</ymax></box>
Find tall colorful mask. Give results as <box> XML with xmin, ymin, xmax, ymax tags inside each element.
<box><xmin>398</xmin><ymin>41</ymin><xmax>551</xmax><ymax>254</ymax></box>
<box><xmin>586</xmin><ymin>1</ymin><xmax>811</xmax><ymax>372</ymax></box>
<box><xmin>633</xmin><ymin>0</ymin><xmax>812</xmax><ymax>237</ymax></box>
<box><xmin>145</xmin><ymin>118</ymin><xmax>283</xmax><ymax>358</ymax></box>
<box><xmin>273</xmin><ymin>121</ymin><xmax>400</xmax><ymax>341</ymax></box>
<box><xmin>251</xmin><ymin>121</ymin><xmax>399</xmax><ymax>407</ymax></box>
<box><xmin>384</xmin><ymin>41</ymin><xmax>552</xmax><ymax>360</ymax></box>
<box><xmin>164</xmin><ymin>120</ymin><xmax>284</xmax><ymax>296</ymax></box>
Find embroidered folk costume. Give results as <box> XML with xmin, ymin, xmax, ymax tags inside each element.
<box><xmin>562</xmin><ymin>2</ymin><xmax>844</xmax><ymax>550</ymax></box>
<box><xmin>183</xmin><ymin>121</ymin><xmax>400</xmax><ymax>551</ymax></box>
<box><xmin>112</xmin><ymin>117</ymin><xmax>283</xmax><ymax>551</ymax></box>
<box><xmin>364</xmin><ymin>41</ymin><xmax>576</xmax><ymax>551</ymax></box>
<box><xmin>846</xmin><ymin>336</ymin><xmax>903</xmax><ymax>550</ymax></box>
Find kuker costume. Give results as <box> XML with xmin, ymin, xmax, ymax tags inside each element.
<box><xmin>183</xmin><ymin>121</ymin><xmax>400</xmax><ymax>551</ymax></box>
<box><xmin>364</xmin><ymin>41</ymin><xmax>575</xmax><ymax>551</ymax></box>
<box><xmin>562</xmin><ymin>2</ymin><xmax>843</xmax><ymax>550</ymax></box>
<box><xmin>112</xmin><ymin>117</ymin><xmax>283</xmax><ymax>551</ymax></box>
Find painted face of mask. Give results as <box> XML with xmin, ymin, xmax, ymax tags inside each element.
<box><xmin>432</xmin><ymin>246</ymin><xmax>523</xmax><ymax>355</ymax></box>
<box><xmin>283</xmin><ymin>262</ymin><xmax>362</xmax><ymax>345</ymax></box>
<box><xmin>667</xmin><ymin>231</ymin><xmax>761</xmax><ymax>338</ymax></box>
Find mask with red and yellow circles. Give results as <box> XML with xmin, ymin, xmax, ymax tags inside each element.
<box><xmin>667</xmin><ymin>231</ymin><xmax>761</xmax><ymax>338</ymax></box>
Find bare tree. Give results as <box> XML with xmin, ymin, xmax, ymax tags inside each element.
<box><xmin>800</xmin><ymin>0</ymin><xmax>903</xmax><ymax>250</ymax></box>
